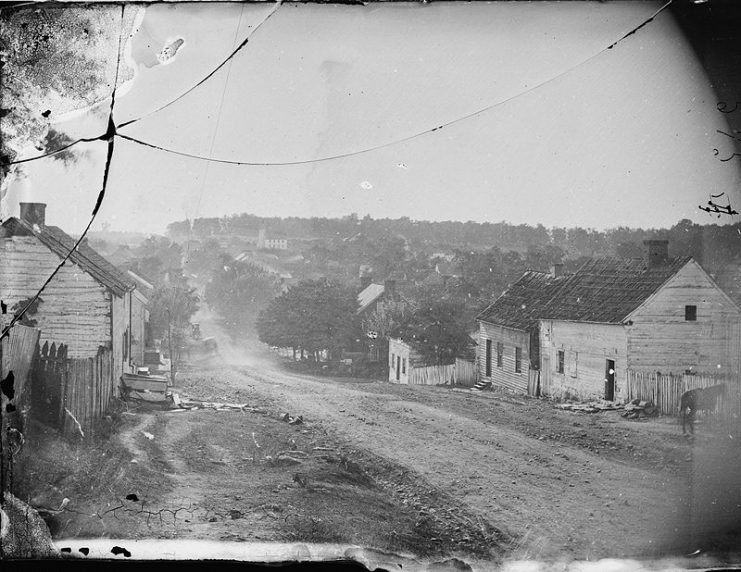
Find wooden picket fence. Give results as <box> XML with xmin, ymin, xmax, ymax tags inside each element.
<box><xmin>0</xmin><ymin>324</ymin><xmax>41</xmax><ymax>422</ymax></box>
<box><xmin>626</xmin><ymin>370</ymin><xmax>741</xmax><ymax>418</ymax></box>
<box><xmin>31</xmin><ymin>342</ymin><xmax>115</xmax><ymax>437</ymax></box>
<box><xmin>409</xmin><ymin>359</ymin><xmax>478</xmax><ymax>387</ymax></box>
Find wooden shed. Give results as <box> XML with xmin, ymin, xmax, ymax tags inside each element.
<box><xmin>0</xmin><ymin>203</ymin><xmax>139</xmax><ymax>380</ymax></box>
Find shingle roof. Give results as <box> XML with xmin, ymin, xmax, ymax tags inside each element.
<box><xmin>539</xmin><ymin>257</ymin><xmax>691</xmax><ymax>323</ymax></box>
<box><xmin>477</xmin><ymin>256</ymin><xmax>692</xmax><ymax>329</ymax></box>
<box><xmin>476</xmin><ymin>271</ymin><xmax>568</xmax><ymax>330</ymax></box>
<box><xmin>3</xmin><ymin>218</ymin><xmax>136</xmax><ymax>297</ymax></box>
<box><xmin>357</xmin><ymin>283</ymin><xmax>384</xmax><ymax>314</ymax></box>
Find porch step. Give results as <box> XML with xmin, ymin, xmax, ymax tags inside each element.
<box><xmin>472</xmin><ymin>380</ymin><xmax>492</xmax><ymax>392</ymax></box>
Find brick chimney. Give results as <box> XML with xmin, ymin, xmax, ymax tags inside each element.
<box><xmin>550</xmin><ymin>263</ymin><xmax>564</xmax><ymax>278</ymax></box>
<box><xmin>643</xmin><ymin>239</ymin><xmax>669</xmax><ymax>269</ymax></box>
<box><xmin>19</xmin><ymin>202</ymin><xmax>46</xmax><ymax>227</ymax></box>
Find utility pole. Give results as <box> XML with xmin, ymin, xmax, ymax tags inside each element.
<box><xmin>166</xmin><ymin>307</ymin><xmax>176</xmax><ymax>385</ymax></box>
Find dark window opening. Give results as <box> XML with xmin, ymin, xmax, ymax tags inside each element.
<box><xmin>557</xmin><ymin>350</ymin><xmax>564</xmax><ymax>374</ymax></box>
<box><xmin>685</xmin><ymin>305</ymin><xmax>697</xmax><ymax>321</ymax></box>
<box><xmin>497</xmin><ymin>342</ymin><xmax>503</xmax><ymax>368</ymax></box>
<box><xmin>515</xmin><ymin>346</ymin><xmax>522</xmax><ymax>373</ymax></box>
<box><xmin>485</xmin><ymin>339</ymin><xmax>492</xmax><ymax>377</ymax></box>
<box><xmin>402</xmin><ymin>358</ymin><xmax>406</xmax><ymax>374</ymax></box>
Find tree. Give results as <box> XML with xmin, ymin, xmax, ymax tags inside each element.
<box><xmin>256</xmin><ymin>279</ymin><xmax>360</xmax><ymax>361</ymax></box>
<box><xmin>395</xmin><ymin>294</ymin><xmax>475</xmax><ymax>366</ymax></box>
<box><xmin>206</xmin><ymin>259</ymin><xmax>282</xmax><ymax>335</ymax></box>
<box><xmin>0</xmin><ymin>6</ymin><xmax>135</xmax><ymax>183</ymax></box>
<box><xmin>148</xmin><ymin>285</ymin><xmax>199</xmax><ymax>377</ymax></box>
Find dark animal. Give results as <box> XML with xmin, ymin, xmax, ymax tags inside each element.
<box><xmin>679</xmin><ymin>383</ymin><xmax>727</xmax><ymax>434</ymax></box>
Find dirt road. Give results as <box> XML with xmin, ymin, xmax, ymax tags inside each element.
<box><xmin>155</xmin><ymin>315</ymin><xmax>730</xmax><ymax>562</ymax></box>
<box><xmin>38</xmin><ymin>315</ymin><xmax>738</xmax><ymax>566</ymax></box>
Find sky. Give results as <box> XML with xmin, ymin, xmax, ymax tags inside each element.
<box><xmin>4</xmin><ymin>1</ymin><xmax>741</xmax><ymax>236</ymax></box>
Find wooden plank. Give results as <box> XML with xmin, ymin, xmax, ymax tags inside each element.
<box><xmin>121</xmin><ymin>377</ymin><xmax>169</xmax><ymax>392</ymax></box>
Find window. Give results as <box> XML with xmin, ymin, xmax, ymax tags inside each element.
<box><xmin>685</xmin><ymin>305</ymin><xmax>697</xmax><ymax>321</ymax></box>
<box><xmin>390</xmin><ymin>353</ymin><xmax>395</xmax><ymax>367</ymax></box>
<box><xmin>557</xmin><ymin>350</ymin><xmax>565</xmax><ymax>373</ymax></box>
<box><xmin>515</xmin><ymin>346</ymin><xmax>522</xmax><ymax>373</ymax></box>
<box><xmin>402</xmin><ymin>358</ymin><xmax>406</xmax><ymax>374</ymax></box>
<box><xmin>485</xmin><ymin>339</ymin><xmax>492</xmax><ymax>377</ymax></box>
<box><xmin>497</xmin><ymin>342</ymin><xmax>503</xmax><ymax>368</ymax></box>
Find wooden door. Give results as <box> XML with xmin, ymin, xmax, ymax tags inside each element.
<box><xmin>605</xmin><ymin>359</ymin><xmax>616</xmax><ymax>401</ymax></box>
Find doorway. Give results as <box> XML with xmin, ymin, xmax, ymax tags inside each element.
<box><xmin>605</xmin><ymin>359</ymin><xmax>615</xmax><ymax>401</ymax></box>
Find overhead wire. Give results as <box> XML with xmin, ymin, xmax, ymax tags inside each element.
<box><xmin>185</xmin><ymin>2</ymin><xmax>247</xmax><ymax>265</ymax></box>
<box><xmin>114</xmin><ymin>0</ymin><xmax>675</xmax><ymax>168</ymax></box>
<box><xmin>2</xmin><ymin>1</ymin><xmax>282</xmax><ymax>167</ymax></box>
<box><xmin>4</xmin><ymin>0</ymin><xmax>671</xmax><ymax>171</ymax></box>
<box><xmin>115</xmin><ymin>0</ymin><xmax>283</xmax><ymax>131</ymax></box>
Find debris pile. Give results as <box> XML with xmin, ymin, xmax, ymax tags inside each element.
<box><xmin>167</xmin><ymin>394</ymin><xmax>264</xmax><ymax>413</ymax></box>
<box><xmin>620</xmin><ymin>399</ymin><xmax>658</xmax><ymax>419</ymax></box>
<box><xmin>280</xmin><ymin>413</ymin><xmax>304</xmax><ymax>425</ymax></box>
<box><xmin>555</xmin><ymin>400</ymin><xmax>621</xmax><ymax>413</ymax></box>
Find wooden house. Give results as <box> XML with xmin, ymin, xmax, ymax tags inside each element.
<box><xmin>477</xmin><ymin>241</ymin><xmax>741</xmax><ymax>401</ymax></box>
<box><xmin>475</xmin><ymin>265</ymin><xmax>568</xmax><ymax>395</ymax></box>
<box><xmin>388</xmin><ymin>337</ymin><xmax>423</xmax><ymax>383</ymax></box>
<box><xmin>0</xmin><ymin>202</ymin><xmax>139</xmax><ymax>380</ymax></box>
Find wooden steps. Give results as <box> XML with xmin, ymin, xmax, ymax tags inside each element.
<box><xmin>472</xmin><ymin>380</ymin><xmax>492</xmax><ymax>392</ymax></box>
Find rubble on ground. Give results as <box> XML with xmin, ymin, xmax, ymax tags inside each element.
<box><xmin>555</xmin><ymin>400</ymin><xmax>621</xmax><ymax>413</ymax></box>
<box><xmin>620</xmin><ymin>399</ymin><xmax>659</xmax><ymax>419</ymax></box>
<box><xmin>166</xmin><ymin>394</ymin><xmax>264</xmax><ymax>413</ymax></box>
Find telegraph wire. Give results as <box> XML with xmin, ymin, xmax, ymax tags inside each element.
<box><xmin>115</xmin><ymin>0</ymin><xmax>283</xmax><ymax>131</ymax></box>
<box><xmin>3</xmin><ymin>0</ymin><xmax>671</xmax><ymax>172</ymax></box>
<box><xmin>115</xmin><ymin>0</ymin><xmax>674</xmax><ymax>168</ymax></box>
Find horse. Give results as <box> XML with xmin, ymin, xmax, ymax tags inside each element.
<box><xmin>679</xmin><ymin>383</ymin><xmax>727</xmax><ymax>434</ymax></box>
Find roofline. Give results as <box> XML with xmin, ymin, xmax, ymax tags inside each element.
<box><xmin>622</xmin><ymin>258</ymin><xmax>741</xmax><ymax>321</ymax></box>
<box><xmin>4</xmin><ymin>217</ymin><xmax>135</xmax><ymax>296</ymax></box>
<box><xmin>476</xmin><ymin>318</ymin><xmax>529</xmax><ymax>334</ymax></box>
<box><xmin>537</xmin><ymin>318</ymin><xmax>623</xmax><ymax>326</ymax></box>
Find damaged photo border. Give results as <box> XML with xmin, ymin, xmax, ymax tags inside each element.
<box><xmin>1</xmin><ymin>0</ymin><xmax>741</xmax><ymax>570</ymax></box>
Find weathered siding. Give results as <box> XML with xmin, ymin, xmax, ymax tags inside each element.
<box><xmin>389</xmin><ymin>338</ymin><xmax>419</xmax><ymax>384</ymax></box>
<box><xmin>477</xmin><ymin>321</ymin><xmax>529</xmax><ymax>394</ymax></box>
<box><xmin>111</xmin><ymin>291</ymin><xmax>132</xmax><ymax>378</ymax></box>
<box><xmin>539</xmin><ymin>320</ymin><xmax>628</xmax><ymax>401</ymax></box>
<box><xmin>0</xmin><ymin>237</ymin><xmax>111</xmax><ymax>358</ymax></box>
<box><xmin>130</xmin><ymin>291</ymin><xmax>147</xmax><ymax>366</ymax></box>
<box><xmin>626</xmin><ymin>260</ymin><xmax>741</xmax><ymax>376</ymax></box>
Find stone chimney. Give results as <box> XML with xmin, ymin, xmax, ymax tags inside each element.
<box><xmin>550</xmin><ymin>263</ymin><xmax>564</xmax><ymax>278</ymax></box>
<box><xmin>360</xmin><ymin>274</ymin><xmax>372</xmax><ymax>290</ymax></box>
<box><xmin>643</xmin><ymin>239</ymin><xmax>669</xmax><ymax>269</ymax></box>
<box><xmin>19</xmin><ymin>202</ymin><xmax>46</xmax><ymax>227</ymax></box>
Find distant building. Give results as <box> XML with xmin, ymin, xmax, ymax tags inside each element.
<box><xmin>477</xmin><ymin>241</ymin><xmax>741</xmax><ymax>401</ymax></box>
<box><xmin>257</xmin><ymin>228</ymin><xmax>288</xmax><ymax>250</ymax></box>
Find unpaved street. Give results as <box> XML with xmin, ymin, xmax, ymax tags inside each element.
<box><xmin>152</xmin><ymin>315</ymin><xmax>723</xmax><ymax>562</ymax></box>
<box><xmin>207</xmin><ymin>362</ymin><xmax>689</xmax><ymax>560</ymax></box>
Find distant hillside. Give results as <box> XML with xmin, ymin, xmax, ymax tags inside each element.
<box><xmin>166</xmin><ymin>214</ymin><xmax>741</xmax><ymax>270</ymax></box>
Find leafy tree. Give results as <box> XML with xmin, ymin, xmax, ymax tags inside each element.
<box><xmin>206</xmin><ymin>259</ymin><xmax>282</xmax><ymax>335</ymax></box>
<box><xmin>394</xmin><ymin>293</ymin><xmax>475</xmax><ymax>366</ymax></box>
<box><xmin>148</xmin><ymin>284</ymin><xmax>199</xmax><ymax>377</ymax></box>
<box><xmin>0</xmin><ymin>6</ymin><xmax>134</xmax><ymax>182</ymax></box>
<box><xmin>256</xmin><ymin>279</ymin><xmax>360</xmax><ymax>361</ymax></box>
